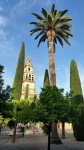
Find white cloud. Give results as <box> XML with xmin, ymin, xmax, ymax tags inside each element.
<box><xmin>45</xmin><ymin>0</ymin><xmax>52</xmax><ymax>5</ymax></box>
<box><xmin>0</xmin><ymin>28</ymin><xmax>6</xmax><ymax>37</ymax></box>
<box><xmin>10</xmin><ymin>0</ymin><xmax>59</xmax><ymax>18</ymax></box>
<box><xmin>0</xmin><ymin>16</ymin><xmax>15</xmax><ymax>57</ymax></box>
<box><xmin>11</xmin><ymin>0</ymin><xmax>39</xmax><ymax>17</ymax></box>
<box><xmin>0</xmin><ymin>28</ymin><xmax>8</xmax><ymax>55</ymax></box>
<box><xmin>0</xmin><ymin>27</ymin><xmax>16</xmax><ymax>58</ymax></box>
<box><xmin>0</xmin><ymin>7</ymin><xmax>4</xmax><ymax>12</ymax></box>
<box><xmin>0</xmin><ymin>16</ymin><xmax>7</xmax><ymax>27</ymax></box>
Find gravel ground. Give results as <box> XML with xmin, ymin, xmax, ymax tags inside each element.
<box><xmin>0</xmin><ymin>128</ymin><xmax>84</xmax><ymax>150</ymax></box>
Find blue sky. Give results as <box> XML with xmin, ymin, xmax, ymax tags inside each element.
<box><xmin>0</xmin><ymin>0</ymin><xmax>84</xmax><ymax>95</ymax></box>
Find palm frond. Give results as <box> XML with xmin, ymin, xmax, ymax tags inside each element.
<box><xmin>59</xmin><ymin>16</ymin><xmax>72</xmax><ymax>22</ymax></box>
<box><xmin>29</xmin><ymin>4</ymin><xmax>73</xmax><ymax>48</ymax></box>
<box><xmin>47</xmin><ymin>15</ymin><xmax>52</xmax><ymax>25</ymax></box>
<box><xmin>30</xmin><ymin>28</ymin><xmax>43</xmax><ymax>36</ymax></box>
<box><xmin>60</xmin><ymin>9</ymin><xmax>68</xmax><ymax>17</ymax></box>
<box><xmin>40</xmin><ymin>20</ymin><xmax>48</xmax><ymax>24</ymax></box>
<box><xmin>56</xmin><ymin>22</ymin><xmax>73</xmax><ymax>29</ymax></box>
<box><xmin>57</xmin><ymin>30</ymin><xmax>69</xmax><ymax>38</ymax></box>
<box><xmin>31</xmin><ymin>13</ymin><xmax>44</xmax><ymax>20</ymax></box>
<box><xmin>63</xmin><ymin>30</ymin><xmax>73</xmax><ymax>37</ymax></box>
<box><xmin>34</xmin><ymin>31</ymin><xmax>45</xmax><ymax>40</ymax></box>
<box><xmin>54</xmin><ymin>37</ymin><xmax>57</xmax><ymax>44</ymax></box>
<box><xmin>56</xmin><ymin>35</ymin><xmax>64</xmax><ymax>47</ymax></box>
<box><xmin>41</xmin><ymin>8</ymin><xmax>48</xmax><ymax>19</ymax></box>
<box><xmin>54</xmin><ymin>10</ymin><xmax>57</xmax><ymax>16</ymax></box>
<box><xmin>56</xmin><ymin>28</ymin><xmax>73</xmax><ymax>38</ymax></box>
<box><xmin>54</xmin><ymin>43</ymin><xmax>55</xmax><ymax>52</ymax></box>
<box><xmin>30</xmin><ymin>22</ymin><xmax>39</xmax><ymax>25</ymax></box>
<box><xmin>30</xmin><ymin>22</ymin><xmax>45</xmax><ymax>28</ymax></box>
<box><xmin>63</xmin><ymin>36</ymin><xmax>71</xmax><ymax>46</ymax></box>
<box><xmin>56</xmin><ymin>10</ymin><xmax>68</xmax><ymax>19</ymax></box>
<box><xmin>37</xmin><ymin>34</ymin><xmax>46</xmax><ymax>48</ymax></box>
<box><xmin>50</xmin><ymin>4</ymin><xmax>55</xmax><ymax>16</ymax></box>
<box><xmin>57</xmin><ymin>31</ymin><xmax>68</xmax><ymax>40</ymax></box>
<box><xmin>55</xmin><ymin>17</ymin><xmax>72</xmax><ymax>24</ymax></box>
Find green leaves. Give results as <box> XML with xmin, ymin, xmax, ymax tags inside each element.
<box><xmin>50</xmin><ymin>3</ymin><xmax>55</xmax><ymax>17</ymax></box>
<box><xmin>56</xmin><ymin>10</ymin><xmax>68</xmax><ymax>19</ymax></box>
<box><xmin>30</xmin><ymin>27</ymin><xmax>44</xmax><ymax>36</ymax></box>
<box><xmin>38</xmin><ymin>86</ymin><xmax>72</xmax><ymax>124</ymax></box>
<box><xmin>31</xmin><ymin>13</ymin><xmax>44</xmax><ymax>20</ymax></box>
<box><xmin>41</xmin><ymin>8</ymin><xmax>48</xmax><ymax>19</ymax></box>
<box><xmin>56</xmin><ymin>35</ymin><xmax>64</xmax><ymax>47</ymax></box>
<box><xmin>37</xmin><ymin>33</ymin><xmax>46</xmax><ymax>48</ymax></box>
<box><xmin>70</xmin><ymin>60</ymin><xmax>83</xmax><ymax>105</ymax></box>
<box><xmin>12</xmin><ymin>42</ymin><xmax>25</xmax><ymax>100</ymax></box>
<box><xmin>0</xmin><ymin>65</ymin><xmax>12</xmax><ymax>118</ymax></box>
<box><xmin>34</xmin><ymin>31</ymin><xmax>45</xmax><ymax>40</ymax></box>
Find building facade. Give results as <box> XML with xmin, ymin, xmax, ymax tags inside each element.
<box><xmin>20</xmin><ymin>57</ymin><xmax>36</xmax><ymax>99</ymax></box>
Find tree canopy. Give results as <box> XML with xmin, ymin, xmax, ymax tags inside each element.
<box><xmin>0</xmin><ymin>64</ymin><xmax>12</xmax><ymax>118</ymax></box>
<box><xmin>29</xmin><ymin>3</ymin><xmax>73</xmax><ymax>48</ymax></box>
<box><xmin>70</xmin><ymin>60</ymin><xmax>83</xmax><ymax>105</ymax></box>
<box><xmin>12</xmin><ymin>42</ymin><xmax>25</xmax><ymax>100</ymax></box>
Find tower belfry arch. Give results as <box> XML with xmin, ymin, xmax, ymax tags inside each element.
<box><xmin>20</xmin><ymin>57</ymin><xmax>36</xmax><ymax>99</ymax></box>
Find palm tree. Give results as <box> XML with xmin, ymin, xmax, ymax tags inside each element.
<box><xmin>29</xmin><ymin>3</ymin><xmax>73</xmax><ymax>144</ymax></box>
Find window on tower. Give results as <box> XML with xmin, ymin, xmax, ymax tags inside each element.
<box><xmin>26</xmin><ymin>74</ymin><xmax>28</xmax><ymax>80</ymax></box>
<box><xmin>29</xmin><ymin>74</ymin><xmax>31</xmax><ymax>80</ymax></box>
<box><xmin>28</xmin><ymin>68</ymin><xmax>30</xmax><ymax>71</ymax></box>
<box><xmin>32</xmin><ymin>75</ymin><xmax>34</xmax><ymax>81</ymax></box>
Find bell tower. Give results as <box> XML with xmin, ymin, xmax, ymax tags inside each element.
<box><xmin>20</xmin><ymin>57</ymin><xmax>36</xmax><ymax>99</ymax></box>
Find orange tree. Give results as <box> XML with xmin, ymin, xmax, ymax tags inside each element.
<box><xmin>36</xmin><ymin>86</ymin><xmax>72</xmax><ymax>150</ymax></box>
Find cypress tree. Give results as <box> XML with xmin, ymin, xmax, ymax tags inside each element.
<box><xmin>43</xmin><ymin>69</ymin><xmax>50</xmax><ymax>88</ymax></box>
<box><xmin>70</xmin><ymin>60</ymin><xmax>83</xmax><ymax>105</ymax></box>
<box><xmin>12</xmin><ymin>42</ymin><xmax>25</xmax><ymax>100</ymax></box>
<box><xmin>24</xmin><ymin>84</ymin><xmax>28</xmax><ymax>99</ymax></box>
<box><xmin>70</xmin><ymin>60</ymin><xmax>84</xmax><ymax>141</ymax></box>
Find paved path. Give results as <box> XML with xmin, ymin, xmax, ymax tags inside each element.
<box><xmin>0</xmin><ymin>128</ymin><xmax>84</xmax><ymax>150</ymax></box>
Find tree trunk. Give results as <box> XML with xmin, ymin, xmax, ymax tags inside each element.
<box><xmin>48</xmin><ymin>36</ymin><xmax>56</xmax><ymax>86</ymax></box>
<box><xmin>22</xmin><ymin>127</ymin><xmax>25</xmax><ymax>137</ymax></box>
<box><xmin>12</xmin><ymin>123</ymin><xmax>16</xmax><ymax>143</ymax></box>
<box><xmin>50</xmin><ymin>123</ymin><xmax>62</xmax><ymax>144</ymax></box>
<box><xmin>61</xmin><ymin>122</ymin><xmax>65</xmax><ymax>139</ymax></box>
<box><xmin>48</xmin><ymin>129</ymin><xmax>51</xmax><ymax>150</ymax></box>
<box><xmin>47</xmin><ymin>31</ymin><xmax>62</xmax><ymax>144</ymax></box>
<box><xmin>0</xmin><ymin>126</ymin><xmax>1</xmax><ymax>135</ymax></box>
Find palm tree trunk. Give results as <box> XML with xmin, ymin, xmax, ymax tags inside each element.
<box><xmin>47</xmin><ymin>34</ymin><xmax>62</xmax><ymax>144</ymax></box>
<box><xmin>48</xmin><ymin>36</ymin><xmax>56</xmax><ymax>86</ymax></box>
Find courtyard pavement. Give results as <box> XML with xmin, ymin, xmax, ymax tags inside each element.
<box><xmin>0</xmin><ymin>128</ymin><xmax>84</xmax><ymax>150</ymax></box>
